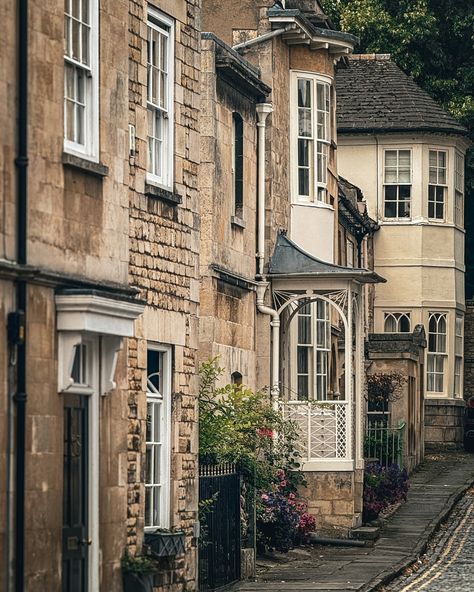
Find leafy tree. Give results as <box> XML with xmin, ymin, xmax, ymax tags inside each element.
<box><xmin>323</xmin><ymin>0</ymin><xmax>474</xmax><ymax>295</ymax></box>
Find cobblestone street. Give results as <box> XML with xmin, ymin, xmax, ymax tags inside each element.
<box><xmin>381</xmin><ymin>487</ymin><xmax>474</xmax><ymax>591</ymax></box>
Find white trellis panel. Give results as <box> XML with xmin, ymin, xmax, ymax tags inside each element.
<box><xmin>281</xmin><ymin>401</ymin><xmax>352</xmax><ymax>470</ymax></box>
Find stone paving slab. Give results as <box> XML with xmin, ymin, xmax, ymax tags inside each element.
<box><xmin>232</xmin><ymin>452</ymin><xmax>474</xmax><ymax>592</ymax></box>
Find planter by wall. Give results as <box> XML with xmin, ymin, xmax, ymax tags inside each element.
<box><xmin>145</xmin><ymin>531</ymin><xmax>186</xmax><ymax>558</ymax></box>
<box><xmin>122</xmin><ymin>572</ymin><xmax>154</xmax><ymax>592</ymax></box>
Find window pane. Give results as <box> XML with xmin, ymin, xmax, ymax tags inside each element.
<box><xmin>298</xmin><ymin>139</ymin><xmax>309</xmax><ymax>167</ymax></box>
<box><xmin>145</xmin><ymin>488</ymin><xmax>152</xmax><ymax>527</ymax></box>
<box><xmin>297</xmin><ymin>346</ymin><xmax>309</xmax><ymax>374</ymax></box>
<box><xmin>146</xmin><ymin>445</ymin><xmax>153</xmax><ymax>484</ymax></box>
<box><xmin>153</xmin><ymin>403</ymin><xmax>161</xmax><ymax>442</ymax></box>
<box><xmin>298</xmin><ymin>169</ymin><xmax>309</xmax><ymax>196</ymax></box>
<box><xmin>298</xmin><ymin>376</ymin><xmax>309</xmax><ymax>400</ymax></box>
<box><xmin>385</xmin><ymin>150</ymin><xmax>397</xmax><ymax>168</ymax></box>
<box><xmin>298</xmin><ymin>315</ymin><xmax>311</xmax><ymax>344</ymax></box>
<box><xmin>81</xmin><ymin>25</ymin><xmax>89</xmax><ymax>65</ymax></box>
<box><xmin>81</xmin><ymin>0</ymin><xmax>89</xmax><ymax>23</ymax></box>
<box><xmin>399</xmin><ymin>150</ymin><xmax>411</xmax><ymax>167</ymax></box>
<box><xmin>384</xmin><ymin>201</ymin><xmax>397</xmax><ymax>218</ymax></box>
<box><xmin>399</xmin><ymin>315</ymin><xmax>410</xmax><ymax>332</ymax></box>
<box><xmin>146</xmin><ymin>403</ymin><xmax>153</xmax><ymax>440</ymax></box>
<box><xmin>384</xmin><ymin>315</ymin><xmax>397</xmax><ymax>332</ymax></box>
<box><xmin>298</xmin><ymin>109</ymin><xmax>312</xmax><ymax>137</ymax></box>
<box><xmin>154</xmin><ymin>444</ymin><xmax>161</xmax><ymax>484</ymax></box>
<box><xmin>72</xmin><ymin>19</ymin><xmax>81</xmax><ymax>61</ymax></box>
<box><xmin>429</xmin><ymin>150</ymin><xmax>437</xmax><ymax>168</ymax></box>
<box><xmin>298</xmin><ymin>79</ymin><xmax>311</xmax><ymax>108</ymax></box>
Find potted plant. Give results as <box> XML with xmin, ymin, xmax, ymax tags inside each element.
<box><xmin>144</xmin><ymin>528</ymin><xmax>186</xmax><ymax>558</ymax></box>
<box><xmin>122</xmin><ymin>553</ymin><xmax>155</xmax><ymax>592</ymax></box>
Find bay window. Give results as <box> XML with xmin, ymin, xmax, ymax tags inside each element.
<box><xmin>428</xmin><ymin>150</ymin><xmax>447</xmax><ymax>220</ymax></box>
<box><xmin>147</xmin><ymin>10</ymin><xmax>174</xmax><ymax>189</ymax></box>
<box><xmin>145</xmin><ymin>345</ymin><xmax>171</xmax><ymax>530</ymax></box>
<box><xmin>383</xmin><ymin>150</ymin><xmax>411</xmax><ymax>219</ymax></box>
<box><xmin>427</xmin><ymin>312</ymin><xmax>447</xmax><ymax>393</ymax></box>
<box><xmin>293</xmin><ymin>73</ymin><xmax>331</xmax><ymax>203</ymax></box>
<box><xmin>64</xmin><ymin>0</ymin><xmax>98</xmax><ymax>158</ymax></box>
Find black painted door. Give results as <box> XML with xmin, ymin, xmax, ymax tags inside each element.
<box><xmin>62</xmin><ymin>394</ymin><xmax>89</xmax><ymax>592</ymax></box>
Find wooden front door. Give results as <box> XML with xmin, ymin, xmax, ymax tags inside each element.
<box><xmin>62</xmin><ymin>393</ymin><xmax>89</xmax><ymax>592</ymax></box>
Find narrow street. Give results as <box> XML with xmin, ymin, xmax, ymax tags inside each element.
<box><xmin>233</xmin><ymin>453</ymin><xmax>474</xmax><ymax>592</ymax></box>
<box><xmin>381</xmin><ymin>487</ymin><xmax>474</xmax><ymax>592</ymax></box>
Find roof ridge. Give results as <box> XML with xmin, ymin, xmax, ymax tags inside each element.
<box><xmin>348</xmin><ymin>53</ymin><xmax>391</xmax><ymax>61</ymax></box>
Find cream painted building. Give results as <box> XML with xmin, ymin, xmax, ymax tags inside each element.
<box><xmin>336</xmin><ymin>54</ymin><xmax>471</xmax><ymax>445</ymax></box>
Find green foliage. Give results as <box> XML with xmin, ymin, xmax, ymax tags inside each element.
<box><xmin>366</xmin><ymin>372</ymin><xmax>406</xmax><ymax>409</ymax></box>
<box><xmin>121</xmin><ymin>552</ymin><xmax>156</xmax><ymax>574</ymax></box>
<box><xmin>199</xmin><ymin>359</ymin><xmax>303</xmax><ymax>491</ymax></box>
<box><xmin>322</xmin><ymin>0</ymin><xmax>474</xmax><ymax>295</ymax></box>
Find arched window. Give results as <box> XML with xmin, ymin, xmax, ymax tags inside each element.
<box><xmin>231</xmin><ymin>371</ymin><xmax>243</xmax><ymax>386</ymax></box>
<box><xmin>232</xmin><ymin>113</ymin><xmax>244</xmax><ymax>217</ymax></box>
<box><xmin>384</xmin><ymin>312</ymin><xmax>411</xmax><ymax>333</ymax></box>
<box><xmin>427</xmin><ymin>312</ymin><xmax>447</xmax><ymax>393</ymax></box>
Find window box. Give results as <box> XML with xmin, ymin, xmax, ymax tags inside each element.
<box><xmin>144</xmin><ymin>531</ymin><xmax>185</xmax><ymax>558</ymax></box>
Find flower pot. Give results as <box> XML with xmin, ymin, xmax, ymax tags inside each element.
<box><xmin>122</xmin><ymin>571</ymin><xmax>154</xmax><ymax>592</ymax></box>
<box><xmin>145</xmin><ymin>531</ymin><xmax>186</xmax><ymax>557</ymax></box>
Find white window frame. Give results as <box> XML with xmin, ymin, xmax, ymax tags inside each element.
<box><xmin>145</xmin><ymin>343</ymin><xmax>172</xmax><ymax>531</ymax></box>
<box><xmin>290</xmin><ymin>71</ymin><xmax>332</xmax><ymax>205</ymax></box>
<box><xmin>294</xmin><ymin>299</ymin><xmax>331</xmax><ymax>401</ymax></box>
<box><xmin>146</xmin><ymin>9</ymin><xmax>174</xmax><ymax>191</ymax></box>
<box><xmin>428</xmin><ymin>149</ymin><xmax>447</xmax><ymax>221</ymax></box>
<box><xmin>64</xmin><ymin>0</ymin><xmax>99</xmax><ymax>161</ymax></box>
<box><xmin>454</xmin><ymin>314</ymin><xmax>463</xmax><ymax>397</ymax></box>
<box><xmin>427</xmin><ymin>312</ymin><xmax>448</xmax><ymax>394</ymax></box>
<box><xmin>384</xmin><ymin>312</ymin><xmax>411</xmax><ymax>333</ymax></box>
<box><xmin>383</xmin><ymin>149</ymin><xmax>412</xmax><ymax>219</ymax></box>
<box><xmin>454</xmin><ymin>152</ymin><xmax>464</xmax><ymax>228</ymax></box>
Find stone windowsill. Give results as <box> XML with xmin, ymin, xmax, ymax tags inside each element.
<box><xmin>145</xmin><ymin>183</ymin><xmax>182</xmax><ymax>205</ymax></box>
<box><xmin>231</xmin><ymin>215</ymin><xmax>246</xmax><ymax>229</ymax></box>
<box><xmin>62</xmin><ymin>152</ymin><xmax>109</xmax><ymax>177</ymax></box>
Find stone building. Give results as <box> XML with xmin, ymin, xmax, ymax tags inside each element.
<box><xmin>200</xmin><ymin>0</ymin><xmax>384</xmax><ymax>534</ymax></box>
<box><xmin>336</xmin><ymin>54</ymin><xmax>471</xmax><ymax>448</ymax></box>
<box><xmin>0</xmin><ymin>1</ymin><xmax>200</xmax><ymax>591</ymax></box>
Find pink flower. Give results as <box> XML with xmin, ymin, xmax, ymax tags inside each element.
<box><xmin>261</xmin><ymin>493</ymin><xmax>269</xmax><ymax>501</ymax></box>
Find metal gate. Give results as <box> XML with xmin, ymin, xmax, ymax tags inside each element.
<box><xmin>199</xmin><ymin>464</ymin><xmax>241</xmax><ymax>591</ymax></box>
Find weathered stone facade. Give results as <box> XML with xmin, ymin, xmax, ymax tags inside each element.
<box><xmin>367</xmin><ymin>328</ymin><xmax>426</xmax><ymax>472</ymax></box>
<box><xmin>127</xmin><ymin>1</ymin><xmax>201</xmax><ymax>590</ymax></box>
<box><xmin>0</xmin><ymin>1</ymin><xmax>201</xmax><ymax>591</ymax></box>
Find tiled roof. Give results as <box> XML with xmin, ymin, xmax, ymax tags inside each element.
<box><xmin>336</xmin><ymin>55</ymin><xmax>468</xmax><ymax>137</ymax></box>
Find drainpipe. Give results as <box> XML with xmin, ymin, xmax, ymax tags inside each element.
<box><xmin>254</xmin><ymin>103</ymin><xmax>280</xmax><ymax>400</ymax></box>
<box><xmin>13</xmin><ymin>1</ymin><xmax>29</xmax><ymax>591</ymax></box>
<box><xmin>256</xmin><ymin>282</ymin><xmax>280</xmax><ymax>400</ymax></box>
<box><xmin>232</xmin><ymin>26</ymin><xmax>291</xmax><ymax>52</ymax></box>
<box><xmin>256</xmin><ymin>103</ymin><xmax>272</xmax><ymax>277</ymax></box>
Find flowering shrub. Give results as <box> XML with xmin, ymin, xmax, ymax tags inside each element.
<box><xmin>199</xmin><ymin>360</ymin><xmax>316</xmax><ymax>553</ymax></box>
<box><xmin>256</xmin><ymin>470</ymin><xmax>316</xmax><ymax>552</ymax></box>
<box><xmin>363</xmin><ymin>463</ymin><xmax>409</xmax><ymax>522</ymax></box>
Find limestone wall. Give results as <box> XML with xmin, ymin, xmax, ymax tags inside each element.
<box><xmin>127</xmin><ymin>1</ymin><xmax>201</xmax><ymax>590</ymax></box>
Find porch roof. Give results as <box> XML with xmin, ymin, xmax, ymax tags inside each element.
<box><xmin>268</xmin><ymin>232</ymin><xmax>385</xmax><ymax>284</ymax></box>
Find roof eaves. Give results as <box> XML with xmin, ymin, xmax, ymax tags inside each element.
<box><xmin>201</xmin><ymin>32</ymin><xmax>271</xmax><ymax>101</ymax></box>
<box><xmin>267</xmin><ymin>7</ymin><xmax>357</xmax><ymax>54</ymax></box>
<box><xmin>337</xmin><ymin>125</ymin><xmax>469</xmax><ymax>137</ymax></box>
